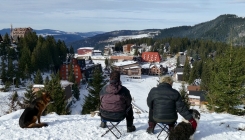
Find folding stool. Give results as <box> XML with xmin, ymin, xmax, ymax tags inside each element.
<box><xmin>101</xmin><ymin>117</ymin><xmax>125</xmax><ymax>139</ymax></box>
<box><xmin>156</xmin><ymin>122</ymin><xmax>176</xmax><ymax>140</ymax></box>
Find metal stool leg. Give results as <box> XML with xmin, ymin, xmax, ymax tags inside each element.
<box><xmin>101</xmin><ymin>121</ymin><xmax>122</xmax><ymax>139</ymax></box>
<box><xmin>156</xmin><ymin>123</ymin><xmax>170</xmax><ymax>140</ymax></box>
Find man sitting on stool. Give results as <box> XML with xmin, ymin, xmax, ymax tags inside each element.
<box><xmin>146</xmin><ymin>76</ymin><xmax>197</xmax><ymax>134</ymax></box>
<box><xmin>99</xmin><ymin>71</ymin><xmax>136</xmax><ymax>132</ymax></box>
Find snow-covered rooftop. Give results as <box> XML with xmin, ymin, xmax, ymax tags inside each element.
<box><xmin>189</xmin><ymin>95</ymin><xmax>201</xmax><ymax>99</ymax></box>
<box><xmin>78</xmin><ymin>47</ymin><xmax>94</xmax><ymax>50</ymax></box>
<box><xmin>113</xmin><ymin>61</ymin><xmax>138</xmax><ymax>67</ymax></box>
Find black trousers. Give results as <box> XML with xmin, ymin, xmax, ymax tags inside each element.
<box><xmin>148</xmin><ymin>108</ymin><xmax>156</xmax><ymax>123</ymax></box>
<box><xmin>148</xmin><ymin>109</ymin><xmax>175</xmax><ymax>127</ymax></box>
<box><xmin>126</xmin><ymin>106</ymin><xmax>134</xmax><ymax>126</ymax></box>
<box><xmin>100</xmin><ymin>105</ymin><xmax>134</xmax><ymax>127</ymax></box>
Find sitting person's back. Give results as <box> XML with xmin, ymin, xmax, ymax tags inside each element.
<box><xmin>146</xmin><ymin>76</ymin><xmax>197</xmax><ymax>134</ymax></box>
<box><xmin>99</xmin><ymin>71</ymin><xmax>136</xmax><ymax>132</ymax></box>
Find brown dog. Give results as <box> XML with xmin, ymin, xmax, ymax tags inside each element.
<box><xmin>169</xmin><ymin>109</ymin><xmax>201</xmax><ymax>140</ymax></box>
<box><xmin>19</xmin><ymin>92</ymin><xmax>54</xmax><ymax>128</ymax></box>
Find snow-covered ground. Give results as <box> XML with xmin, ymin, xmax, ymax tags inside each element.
<box><xmin>1</xmin><ymin>56</ymin><xmax>245</xmax><ymax>140</ymax></box>
<box><xmin>1</xmin><ymin>108</ymin><xmax>245</xmax><ymax>140</ymax></box>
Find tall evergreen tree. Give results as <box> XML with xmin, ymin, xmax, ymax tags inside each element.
<box><xmin>105</xmin><ymin>58</ymin><xmax>109</xmax><ymax>69</ymax></box>
<box><xmin>183</xmin><ymin>56</ymin><xmax>191</xmax><ymax>82</ymax></box>
<box><xmin>45</xmin><ymin>73</ymin><xmax>70</xmax><ymax>115</ymax></box>
<box><xmin>44</xmin><ymin>76</ymin><xmax>49</xmax><ymax>84</ymax></box>
<box><xmin>209</xmin><ymin>46</ymin><xmax>245</xmax><ymax>114</ymax></box>
<box><xmin>24</xmin><ymin>64</ymin><xmax>31</xmax><ymax>80</ymax></box>
<box><xmin>34</xmin><ymin>69</ymin><xmax>43</xmax><ymax>84</ymax></box>
<box><xmin>188</xmin><ymin>61</ymin><xmax>198</xmax><ymax>84</ymax></box>
<box><xmin>68</xmin><ymin>63</ymin><xmax>75</xmax><ymax>83</ymax></box>
<box><xmin>3</xmin><ymin>33</ymin><xmax>11</xmax><ymax>45</ymax></box>
<box><xmin>0</xmin><ymin>57</ymin><xmax>7</xmax><ymax>82</ymax></box>
<box><xmin>179</xmin><ymin>82</ymin><xmax>190</xmax><ymax>109</ymax></box>
<box><xmin>176</xmin><ymin>56</ymin><xmax>180</xmax><ymax>68</ymax></box>
<box><xmin>7</xmin><ymin>58</ymin><xmax>15</xmax><ymax>81</ymax></box>
<box><xmin>69</xmin><ymin>46</ymin><xmax>74</xmax><ymax>55</ymax></box>
<box><xmin>200</xmin><ymin>59</ymin><xmax>213</xmax><ymax>91</ymax></box>
<box><xmin>7</xmin><ymin>91</ymin><xmax>20</xmax><ymax>113</ymax></box>
<box><xmin>18</xmin><ymin>46</ymin><xmax>32</xmax><ymax>78</ymax></box>
<box><xmin>72</xmin><ymin>83</ymin><xmax>80</xmax><ymax>100</ymax></box>
<box><xmin>21</xmin><ymin>84</ymin><xmax>37</xmax><ymax>108</ymax></box>
<box><xmin>82</xmin><ymin>67</ymin><xmax>106</xmax><ymax>114</ymax></box>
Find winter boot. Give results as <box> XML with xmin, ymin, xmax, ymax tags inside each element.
<box><xmin>100</xmin><ymin>121</ymin><xmax>107</xmax><ymax>128</ymax></box>
<box><xmin>146</xmin><ymin>122</ymin><xmax>156</xmax><ymax>134</ymax></box>
<box><xmin>127</xmin><ymin>120</ymin><xmax>136</xmax><ymax>132</ymax></box>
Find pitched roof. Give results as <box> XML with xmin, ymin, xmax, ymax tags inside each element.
<box><xmin>175</xmin><ymin>68</ymin><xmax>184</xmax><ymax>72</ymax></box>
<box><xmin>187</xmin><ymin>85</ymin><xmax>201</xmax><ymax>91</ymax></box>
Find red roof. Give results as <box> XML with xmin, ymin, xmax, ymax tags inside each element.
<box><xmin>141</xmin><ymin>52</ymin><xmax>161</xmax><ymax>62</ymax></box>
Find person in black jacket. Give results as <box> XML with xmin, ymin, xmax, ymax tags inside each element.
<box><xmin>146</xmin><ymin>76</ymin><xmax>197</xmax><ymax>134</ymax></box>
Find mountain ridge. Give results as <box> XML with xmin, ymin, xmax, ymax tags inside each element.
<box><xmin>1</xmin><ymin>14</ymin><xmax>245</xmax><ymax>50</ymax></box>
<box><xmin>68</xmin><ymin>14</ymin><xmax>245</xmax><ymax>51</ymax></box>
<box><xmin>0</xmin><ymin>28</ymin><xmax>104</xmax><ymax>44</ymax></box>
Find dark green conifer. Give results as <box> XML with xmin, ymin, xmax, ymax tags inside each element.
<box><xmin>82</xmin><ymin>67</ymin><xmax>106</xmax><ymax>114</ymax></box>
<box><xmin>45</xmin><ymin>73</ymin><xmax>70</xmax><ymax>115</ymax></box>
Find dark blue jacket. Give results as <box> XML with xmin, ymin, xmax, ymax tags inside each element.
<box><xmin>147</xmin><ymin>83</ymin><xmax>192</xmax><ymax>123</ymax></box>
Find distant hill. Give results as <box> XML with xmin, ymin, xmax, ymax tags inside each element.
<box><xmin>0</xmin><ymin>28</ymin><xmax>104</xmax><ymax>44</ymax></box>
<box><xmin>68</xmin><ymin>14</ymin><xmax>245</xmax><ymax>51</ymax></box>
<box><xmin>156</xmin><ymin>14</ymin><xmax>245</xmax><ymax>44</ymax></box>
<box><xmin>67</xmin><ymin>29</ymin><xmax>160</xmax><ymax>51</ymax></box>
<box><xmin>1</xmin><ymin>14</ymin><xmax>244</xmax><ymax>51</ymax></box>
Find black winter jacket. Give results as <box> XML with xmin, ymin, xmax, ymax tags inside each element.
<box><xmin>147</xmin><ymin>83</ymin><xmax>192</xmax><ymax>123</ymax></box>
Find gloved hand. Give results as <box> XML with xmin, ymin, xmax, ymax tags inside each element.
<box><xmin>189</xmin><ymin>118</ymin><xmax>197</xmax><ymax>131</ymax></box>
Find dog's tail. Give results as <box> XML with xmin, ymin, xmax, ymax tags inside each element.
<box><xmin>26</xmin><ymin>123</ymin><xmax>48</xmax><ymax>128</ymax></box>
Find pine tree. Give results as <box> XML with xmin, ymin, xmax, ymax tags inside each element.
<box><xmin>72</xmin><ymin>83</ymin><xmax>80</xmax><ymax>100</ymax></box>
<box><xmin>82</xmin><ymin>67</ymin><xmax>106</xmax><ymax>114</ymax></box>
<box><xmin>68</xmin><ymin>63</ymin><xmax>75</xmax><ymax>83</ymax></box>
<box><xmin>44</xmin><ymin>76</ymin><xmax>50</xmax><ymax>84</ymax></box>
<box><xmin>69</xmin><ymin>46</ymin><xmax>74</xmax><ymax>55</ymax></box>
<box><xmin>188</xmin><ymin>61</ymin><xmax>198</xmax><ymax>84</ymax></box>
<box><xmin>45</xmin><ymin>73</ymin><xmax>70</xmax><ymax>115</ymax></box>
<box><xmin>7</xmin><ymin>91</ymin><xmax>20</xmax><ymax>113</ymax></box>
<box><xmin>176</xmin><ymin>56</ymin><xmax>180</xmax><ymax>68</ymax></box>
<box><xmin>34</xmin><ymin>69</ymin><xmax>43</xmax><ymax>84</ymax></box>
<box><xmin>134</xmin><ymin>47</ymin><xmax>139</xmax><ymax>56</ymax></box>
<box><xmin>209</xmin><ymin>46</ymin><xmax>245</xmax><ymax>114</ymax></box>
<box><xmin>24</xmin><ymin>64</ymin><xmax>31</xmax><ymax>80</ymax></box>
<box><xmin>179</xmin><ymin>82</ymin><xmax>190</xmax><ymax>109</ymax></box>
<box><xmin>183</xmin><ymin>56</ymin><xmax>191</xmax><ymax>82</ymax></box>
<box><xmin>18</xmin><ymin>46</ymin><xmax>32</xmax><ymax>78</ymax></box>
<box><xmin>105</xmin><ymin>58</ymin><xmax>109</xmax><ymax>69</ymax></box>
<box><xmin>0</xmin><ymin>57</ymin><xmax>7</xmax><ymax>82</ymax></box>
<box><xmin>200</xmin><ymin>59</ymin><xmax>213</xmax><ymax>91</ymax></box>
<box><xmin>22</xmin><ymin>84</ymin><xmax>37</xmax><ymax>108</ymax></box>
<box><xmin>7</xmin><ymin>58</ymin><xmax>14</xmax><ymax>79</ymax></box>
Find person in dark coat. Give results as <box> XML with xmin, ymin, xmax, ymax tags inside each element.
<box><xmin>99</xmin><ymin>71</ymin><xmax>136</xmax><ymax>132</ymax></box>
<box><xmin>146</xmin><ymin>76</ymin><xmax>197</xmax><ymax>134</ymax></box>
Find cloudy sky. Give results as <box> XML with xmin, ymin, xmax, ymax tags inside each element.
<box><xmin>1</xmin><ymin>0</ymin><xmax>245</xmax><ymax>32</ymax></box>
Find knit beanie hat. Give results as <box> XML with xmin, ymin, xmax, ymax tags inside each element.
<box><xmin>110</xmin><ymin>71</ymin><xmax>120</xmax><ymax>84</ymax></box>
